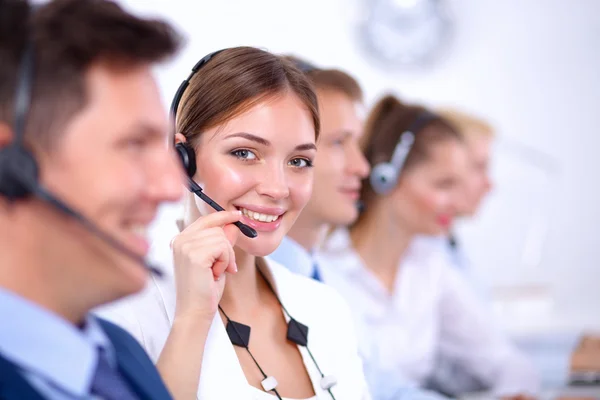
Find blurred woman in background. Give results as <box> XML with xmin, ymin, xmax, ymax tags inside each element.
<box><xmin>317</xmin><ymin>94</ymin><xmax>540</xmax><ymax>398</ymax></box>
<box><xmin>436</xmin><ymin>108</ymin><xmax>495</xmax><ymax>277</ymax></box>
<box><xmin>439</xmin><ymin>108</ymin><xmax>600</xmax><ymax>391</ymax></box>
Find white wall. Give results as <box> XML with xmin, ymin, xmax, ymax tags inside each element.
<box><xmin>122</xmin><ymin>0</ymin><xmax>600</xmax><ymax>333</ymax></box>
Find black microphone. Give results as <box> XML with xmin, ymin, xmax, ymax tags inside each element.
<box><xmin>187</xmin><ymin>176</ymin><xmax>257</xmax><ymax>238</ymax></box>
<box><xmin>356</xmin><ymin>200</ymin><xmax>365</xmax><ymax>214</ymax></box>
<box><xmin>29</xmin><ymin>181</ymin><xmax>163</xmax><ymax>277</ymax></box>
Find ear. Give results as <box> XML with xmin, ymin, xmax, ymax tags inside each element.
<box><xmin>0</xmin><ymin>122</ymin><xmax>13</xmax><ymax>148</ymax></box>
<box><xmin>174</xmin><ymin>132</ymin><xmax>187</xmax><ymax>145</ymax></box>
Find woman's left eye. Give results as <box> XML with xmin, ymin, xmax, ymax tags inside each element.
<box><xmin>231</xmin><ymin>149</ymin><xmax>257</xmax><ymax>160</ymax></box>
<box><xmin>289</xmin><ymin>158</ymin><xmax>313</xmax><ymax>168</ymax></box>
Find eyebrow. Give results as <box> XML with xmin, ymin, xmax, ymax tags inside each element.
<box><xmin>225</xmin><ymin>132</ymin><xmax>316</xmax><ymax>152</ymax></box>
<box><xmin>332</xmin><ymin>130</ymin><xmax>358</xmax><ymax>139</ymax></box>
<box><xmin>132</xmin><ymin>122</ymin><xmax>165</xmax><ymax>138</ymax></box>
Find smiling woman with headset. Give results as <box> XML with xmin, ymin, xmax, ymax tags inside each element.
<box><xmin>317</xmin><ymin>94</ymin><xmax>540</xmax><ymax>398</ymax></box>
<box><xmin>97</xmin><ymin>46</ymin><xmax>371</xmax><ymax>400</ymax></box>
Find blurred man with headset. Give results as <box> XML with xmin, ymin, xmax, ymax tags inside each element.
<box><xmin>0</xmin><ymin>0</ymin><xmax>184</xmax><ymax>398</ymax></box>
<box><xmin>270</xmin><ymin>57</ymin><xmax>448</xmax><ymax>400</ymax></box>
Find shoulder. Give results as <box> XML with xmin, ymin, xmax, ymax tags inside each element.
<box><xmin>95</xmin><ymin>317</ymin><xmax>173</xmax><ymax>398</ymax></box>
<box><xmin>95</xmin><ymin>317</ymin><xmax>154</xmax><ymax>364</ymax></box>
<box><xmin>93</xmin><ymin>274</ymin><xmax>174</xmax><ymax>361</ymax></box>
<box><xmin>266</xmin><ymin>257</ymin><xmax>357</xmax><ymax>349</ymax></box>
<box><xmin>96</xmin><ymin>317</ymin><xmax>137</xmax><ymax>343</ymax></box>
<box><xmin>265</xmin><ymin>261</ymin><xmax>372</xmax><ymax>399</ymax></box>
<box><xmin>267</xmin><ymin>257</ymin><xmax>350</xmax><ymax>311</ymax></box>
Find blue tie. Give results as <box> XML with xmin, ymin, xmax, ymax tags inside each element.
<box><xmin>311</xmin><ymin>261</ymin><xmax>322</xmax><ymax>282</ymax></box>
<box><xmin>90</xmin><ymin>348</ymin><xmax>139</xmax><ymax>400</ymax></box>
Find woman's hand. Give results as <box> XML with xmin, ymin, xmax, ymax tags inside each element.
<box><xmin>171</xmin><ymin>210</ymin><xmax>242</xmax><ymax>323</ymax></box>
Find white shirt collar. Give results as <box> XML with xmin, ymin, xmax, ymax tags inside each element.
<box><xmin>0</xmin><ymin>287</ymin><xmax>113</xmax><ymax>398</ymax></box>
<box><xmin>269</xmin><ymin>236</ymin><xmax>316</xmax><ymax>278</ymax></box>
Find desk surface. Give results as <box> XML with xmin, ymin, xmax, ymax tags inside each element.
<box><xmin>461</xmin><ymin>386</ymin><xmax>600</xmax><ymax>400</ymax></box>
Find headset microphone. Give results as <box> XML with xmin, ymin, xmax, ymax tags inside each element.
<box><xmin>187</xmin><ymin>176</ymin><xmax>257</xmax><ymax>238</ymax></box>
<box><xmin>0</xmin><ymin>41</ymin><xmax>163</xmax><ymax>277</ymax></box>
<box><xmin>356</xmin><ymin>200</ymin><xmax>365</xmax><ymax>214</ymax></box>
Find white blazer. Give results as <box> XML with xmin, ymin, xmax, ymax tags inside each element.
<box><xmin>95</xmin><ymin>243</ymin><xmax>371</xmax><ymax>400</ymax></box>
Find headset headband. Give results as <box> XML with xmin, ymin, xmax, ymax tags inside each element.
<box><xmin>387</xmin><ymin>110</ymin><xmax>438</xmax><ymax>165</ymax></box>
<box><xmin>14</xmin><ymin>43</ymin><xmax>35</xmax><ymax>148</ymax></box>
<box><xmin>169</xmin><ymin>49</ymin><xmax>225</xmax><ymax>122</ymax></box>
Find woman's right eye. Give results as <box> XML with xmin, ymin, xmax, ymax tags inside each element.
<box><xmin>231</xmin><ymin>149</ymin><xmax>257</xmax><ymax>161</ymax></box>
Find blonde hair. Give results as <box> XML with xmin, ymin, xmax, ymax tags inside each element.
<box><xmin>436</xmin><ymin>107</ymin><xmax>495</xmax><ymax>141</ymax></box>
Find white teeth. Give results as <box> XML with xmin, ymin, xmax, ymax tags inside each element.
<box><xmin>240</xmin><ymin>208</ymin><xmax>279</xmax><ymax>223</ymax></box>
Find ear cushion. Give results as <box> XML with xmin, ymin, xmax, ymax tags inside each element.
<box><xmin>369</xmin><ymin>162</ymin><xmax>398</xmax><ymax>195</ymax></box>
<box><xmin>175</xmin><ymin>142</ymin><xmax>197</xmax><ymax>178</ymax></box>
<box><xmin>0</xmin><ymin>145</ymin><xmax>39</xmax><ymax>199</ymax></box>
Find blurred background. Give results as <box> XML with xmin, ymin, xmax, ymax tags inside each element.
<box><xmin>112</xmin><ymin>0</ymin><xmax>599</xmax><ymax>386</ymax></box>
<box><xmin>115</xmin><ymin>0</ymin><xmax>600</xmax><ymax>336</ymax></box>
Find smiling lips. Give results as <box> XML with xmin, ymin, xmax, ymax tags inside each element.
<box><xmin>236</xmin><ymin>205</ymin><xmax>285</xmax><ymax>232</ymax></box>
<box><xmin>437</xmin><ymin>214</ymin><xmax>452</xmax><ymax>227</ymax></box>
<box><xmin>123</xmin><ymin>222</ymin><xmax>151</xmax><ymax>257</ymax></box>
<box><xmin>339</xmin><ymin>186</ymin><xmax>361</xmax><ymax>200</ymax></box>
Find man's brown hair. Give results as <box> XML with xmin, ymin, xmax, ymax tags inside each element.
<box><xmin>282</xmin><ymin>55</ymin><xmax>363</xmax><ymax>103</ymax></box>
<box><xmin>0</xmin><ymin>0</ymin><xmax>182</xmax><ymax>147</ymax></box>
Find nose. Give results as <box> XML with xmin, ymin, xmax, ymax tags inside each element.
<box><xmin>147</xmin><ymin>147</ymin><xmax>184</xmax><ymax>203</ymax></box>
<box><xmin>256</xmin><ymin>163</ymin><xmax>290</xmax><ymax>200</ymax></box>
<box><xmin>449</xmin><ymin>182</ymin><xmax>468</xmax><ymax>214</ymax></box>
<box><xmin>348</xmin><ymin>142</ymin><xmax>371</xmax><ymax>178</ymax></box>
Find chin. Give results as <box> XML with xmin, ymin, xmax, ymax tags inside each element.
<box><xmin>321</xmin><ymin>201</ymin><xmax>359</xmax><ymax>226</ymax></box>
<box><xmin>111</xmin><ymin>258</ymin><xmax>150</xmax><ymax>297</ymax></box>
<box><xmin>237</xmin><ymin>233</ymin><xmax>284</xmax><ymax>257</ymax></box>
<box><xmin>331</xmin><ymin>210</ymin><xmax>359</xmax><ymax>227</ymax></box>
<box><xmin>420</xmin><ymin>225</ymin><xmax>445</xmax><ymax>237</ymax></box>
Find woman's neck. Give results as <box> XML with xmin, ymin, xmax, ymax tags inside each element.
<box><xmin>350</xmin><ymin>207</ymin><xmax>414</xmax><ymax>293</ymax></box>
<box><xmin>219</xmin><ymin>247</ymin><xmax>262</xmax><ymax>313</ymax></box>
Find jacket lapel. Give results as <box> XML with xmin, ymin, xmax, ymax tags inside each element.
<box><xmin>197</xmin><ymin>312</ymin><xmax>253</xmax><ymax>399</ymax></box>
<box><xmin>110</xmin><ymin>335</ymin><xmax>170</xmax><ymax>400</ymax></box>
<box><xmin>0</xmin><ymin>354</ymin><xmax>45</xmax><ymax>400</ymax></box>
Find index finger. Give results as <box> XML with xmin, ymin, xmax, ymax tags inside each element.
<box><xmin>183</xmin><ymin>210</ymin><xmax>242</xmax><ymax>234</ymax></box>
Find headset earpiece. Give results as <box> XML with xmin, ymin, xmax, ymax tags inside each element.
<box><xmin>0</xmin><ymin>145</ymin><xmax>38</xmax><ymax>200</ymax></box>
<box><xmin>369</xmin><ymin>131</ymin><xmax>414</xmax><ymax>195</ymax></box>
<box><xmin>0</xmin><ymin>39</ymin><xmax>38</xmax><ymax>202</ymax></box>
<box><xmin>175</xmin><ymin>142</ymin><xmax>196</xmax><ymax>178</ymax></box>
<box><xmin>369</xmin><ymin>111</ymin><xmax>438</xmax><ymax>195</ymax></box>
<box><xmin>369</xmin><ymin>162</ymin><xmax>399</xmax><ymax>195</ymax></box>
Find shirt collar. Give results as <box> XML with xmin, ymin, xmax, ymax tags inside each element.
<box><xmin>317</xmin><ymin>228</ymin><xmax>364</xmax><ymax>275</ymax></box>
<box><xmin>269</xmin><ymin>236</ymin><xmax>316</xmax><ymax>278</ymax></box>
<box><xmin>0</xmin><ymin>287</ymin><xmax>114</xmax><ymax>398</ymax></box>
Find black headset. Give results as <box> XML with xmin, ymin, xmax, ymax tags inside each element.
<box><xmin>170</xmin><ymin>49</ymin><xmax>257</xmax><ymax>239</ymax></box>
<box><xmin>369</xmin><ymin>110</ymin><xmax>439</xmax><ymax>195</ymax></box>
<box><xmin>0</xmin><ymin>35</ymin><xmax>163</xmax><ymax>275</ymax></box>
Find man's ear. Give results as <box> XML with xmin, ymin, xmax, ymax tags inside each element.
<box><xmin>0</xmin><ymin>122</ymin><xmax>13</xmax><ymax>148</ymax></box>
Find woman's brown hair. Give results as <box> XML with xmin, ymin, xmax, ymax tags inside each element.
<box><xmin>359</xmin><ymin>94</ymin><xmax>462</xmax><ymax>210</ymax></box>
<box><xmin>175</xmin><ymin>47</ymin><xmax>320</xmax><ymax>147</ymax></box>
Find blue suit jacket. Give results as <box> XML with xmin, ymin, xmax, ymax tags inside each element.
<box><xmin>0</xmin><ymin>318</ymin><xmax>173</xmax><ymax>400</ymax></box>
